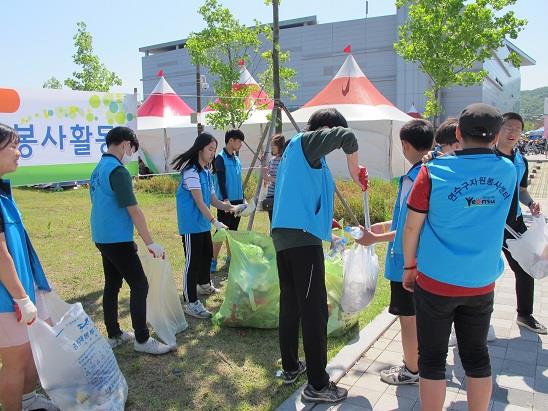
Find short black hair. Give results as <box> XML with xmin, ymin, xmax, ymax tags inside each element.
<box><xmin>0</xmin><ymin>123</ymin><xmax>19</xmax><ymax>151</ymax></box>
<box><xmin>435</xmin><ymin>118</ymin><xmax>458</xmax><ymax>146</ymax></box>
<box><xmin>502</xmin><ymin>112</ymin><xmax>524</xmax><ymax>130</ymax></box>
<box><xmin>400</xmin><ymin>119</ymin><xmax>434</xmax><ymax>151</ymax></box>
<box><xmin>106</xmin><ymin>126</ymin><xmax>139</xmax><ymax>150</ymax></box>
<box><xmin>225</xmin><ymin>129</ymin><xmax>245</xmax><ymax>144</ymax></box>
<box><xmin>306</xmin><ymin>108</ymin><xmax>348</xmax><ymax>131</ymax></box>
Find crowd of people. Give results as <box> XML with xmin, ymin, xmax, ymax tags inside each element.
<box><xmin>517</xmin><ymin>135</ymin><xmax>548</xmax><ymax>156</ymax></box>
<box><xmin>0</xmin><ymin>102</ymin><xmax>545</xmax><ymax>410</ymax></box>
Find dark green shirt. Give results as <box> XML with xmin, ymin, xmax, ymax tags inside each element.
<box><xmin>109</xmin><ymin>166</ymin><xmax>137</xmax><ymax>208</ymax></box>
<box><xmin>272</xmin><ymin>127</ymin><xmax>358</xmax><ymax>252</ymax></box>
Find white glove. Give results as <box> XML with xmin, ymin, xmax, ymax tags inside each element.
<box><xmin>233</xmin><ymin>204</ymin><xmax>247</xmax><ymax>217</ymax></box>
<box><xmin>146</xmin><ymin>242</ymin><xmax>165</xmax><ymax>259</ymax></box>
<box><xmin>214</xmin><ymin>220</ymin><xmax>228</xmax><ymax>230</ymax></box>
<box><xmin>14</xmin><ymin>296</ymin><xmax>38</xmax><ymax>325</ymax></box>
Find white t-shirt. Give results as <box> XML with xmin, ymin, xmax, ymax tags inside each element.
<box><xmin>182</xmin><ymin>168</ymin><xmax>215</xmax><ymax>195</ymax></box>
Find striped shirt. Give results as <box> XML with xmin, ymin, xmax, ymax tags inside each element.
<box><xmin>267</xmin><ymin>156</ymin><xmax>281</xmax><ymax>197</ymax></box>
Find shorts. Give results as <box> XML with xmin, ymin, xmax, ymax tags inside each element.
<box><xmin>0</xmin><ymin>291</ymin><xmax>50</xmax><ymax>348</ymax></box>
<box><xmin>217</xmin><ymin>199</ymin><xmax>243</xmax><ymax>231</ymax></box>
<box><xmin>414</xmin><ymin>284</ymin><xmax>493</xmax><ymax>380</ymax></box>
<box><xmin>388</xmin><ymin>281</ymin><xmax>415</xmax><ymax>316</ymax></box>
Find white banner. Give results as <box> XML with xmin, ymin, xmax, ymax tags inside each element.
<box><xmin>0</xmin><ymin>87</ymin><xmax>137</xmax><ymax>185</ymax></box>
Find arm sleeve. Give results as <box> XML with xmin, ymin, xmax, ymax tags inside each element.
<box><xmin>182</xmin><ymin>169</ymin><xmax>201</xmax><ymax>190</ymax></box>
<box><xmin>301</xmin><ymin>127</ymin><xmax>358</xmax><ymax>168</ymax></box>
<box><xmin>109</xmin><ymin>166</ymin><xmax>138</xmax><ymax>208</ymax></box>
<box><xmin>521</xmin><ymin>157</ymin><xmax>528</xmax><ymax>188</ymax></box>
<box><xmin>215</xmin><ymin>155</ymin><xmax>228</xmax><ymax>200</ymax></box>
<box><xmin>407</xmin><ymin>166</ymin><xmax>431</xmax><ymax>213</ymax></box>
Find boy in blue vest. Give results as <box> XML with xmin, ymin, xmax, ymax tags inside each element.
<box><xmin>403</xmin><ymin>103</ymin><xmax>516</xmax><ymax>410</ymax></box>
<box><xmin>90</xmin><ymin>126</ymin><xmax>171</xmax><ymax>355</ymax></box>
<box><xmin>272</xmin><ymin>108</ymin><xmax>367</xmax><ymax>404</ymax></box>
<box><xmin>495</xmin><ymin>112</ymin><xmax>546</xmax><ymax>334</ymax></box>
<box><xmin>359</xmin><ymin>119</ymin><xmax>434</xmax><ymax>385</ymax></box>
<box><xmin>211</xmin><ymin>129</ymin><xmax>246</xmax><ymax>275</ymax></box>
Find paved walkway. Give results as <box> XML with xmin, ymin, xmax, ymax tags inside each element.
<box><xmin>279</xmin><ymin>162</ymin><xmax>548</xmax><ymax>410</ymax></box>
<box><xmin>323</xmin><ymin>265</ymin><xmax>548</xmax><ymax>410</ymax></box>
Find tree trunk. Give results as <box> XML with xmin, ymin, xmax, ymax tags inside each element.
<box><xmin>272</xmin><ymin>0</ymin><xmax>282</xmax><ymax>133</ymax></box>
<box><xmin>434</xmin><ymin>86</ymin><xmax>441</xmax><ymax>127</ymax></box>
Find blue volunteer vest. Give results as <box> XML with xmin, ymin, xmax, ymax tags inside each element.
<box><xmin>417</xmin><ymin>149</ymin><xmax>516</xmax><ymax>287</ymax></box>
<box><xmin>89</xmin><ymin>154</ymin><xmax>134</xmax><ymax>243</ymax></box>
<box><xmin>0</xmin><ymin>180</ymin><xmax>51</xmax><ymax>313</ymax></box>
<box><xmin>513</xmin><ymin>151</ymin><xmax>526</xmax><ymax>218</ymax></box>
<box><xmin>272</xmin><ymin>134</ymin><xmax>335</xmax><ymax>242</ymax></box>
<box><xmin>385</xmin><ymin>162</ymin><xmax>422</xmax><ymax>282</ymax></box>
<box><xmin>176</xmin><ymin>166</ymin><xmax>213</xmax><ymax>234</ymax></box>
<box><xmin>214</xmin><ymin>149</ymin><xmax>243</xmax><ymax>201</ymax></box>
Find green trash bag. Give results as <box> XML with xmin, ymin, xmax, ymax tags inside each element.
<box><xmin>325</xmin><ymin>251</ymin><xmax>361</xmax><ymax>337</ymax></box>
<box><xmin>212</xmin><ymin>230</ymin><xmax>280</xmax><ymax>329</ymax></box>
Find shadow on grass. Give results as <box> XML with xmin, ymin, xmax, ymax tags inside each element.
<box><xmin>70</xmin><ymin>264</ymin><xmax>385</xmax><ymax>411</ymax></box>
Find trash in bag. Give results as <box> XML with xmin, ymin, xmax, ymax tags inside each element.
<box><xmin>212</xmin><ymin>230</ymin><xmax>280</xmax><ymax>328</ymax></box>
<box><xmin>139</xmin><ymin>252</ymin><xmax>188</xmax><ymax>348</ymax></box>
<box><xmin>341</xmin><ymin>243</ymin><xmax>379</xmax><ymax>313</ymax></box>
<box><xmin>506</xmin><ymin>215</ymin><xmax>548</xmax><ymax>279</ymax></box>
<box><xmin>324</xmin><ymin>253</ymin><xmax>361</xmax><ymax>336</ymax></box>
<box><xmin>28</xmin><ymin>291</ymin><xmax>128</xmax><ymax>411</ymax></box>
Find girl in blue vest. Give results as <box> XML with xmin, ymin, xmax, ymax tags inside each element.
<box><xmin>172</xmin><ymin>133</ymin><xmax>237</xmax><ymax>319</ymax></box>
<box><xmin>403</xmin><ymin>104</ymin><xmax>516</xmax><ymax>411</ymax></box>
<box><xmin>0</xmin><ymin>124</ymin><xmax>58</xmax><ymax>411</ymax></box>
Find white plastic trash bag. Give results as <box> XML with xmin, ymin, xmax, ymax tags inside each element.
<box><xmin>28</xmin><ymin>291</ymin><xmax>128</xmax><ymax>411</ymax></box>
<box><xmin>506</xmin><ymin>216</ymin><xmax>548</xmax><ymax>279</ymax></box>
<box><xmin>139</xmin><ymin>252</ymin><xmax>187</xmax><ymax>348</ymax></box>
<box><xmin>341</xmin><ymin>244</ymin><xmax>379</xmax><ymax>313</ymax></box>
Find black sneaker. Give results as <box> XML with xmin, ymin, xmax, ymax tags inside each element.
<box><xmin>276</xmin><ymin>361</ymin><xmax>306</xmax><ymax>384</ymax></box>
<box><xmin>301</xmin><ymin>381</ymin><xmax>348</xmax><ymax>403</ymax></box>
<box><xmin>517</xmin><ymin>315</ymin><xmax>547</xmax><ymax>334</ymax></box>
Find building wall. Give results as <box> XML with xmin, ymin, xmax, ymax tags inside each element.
<box><xmin>141</xmin><ymin>14</ymin><xmax>524</xmax><ymax>118</ymax></box>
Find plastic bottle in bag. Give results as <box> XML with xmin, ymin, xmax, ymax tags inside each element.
<box><xmin>344</xmin><ymin>226</ymin><xmax>364</xmax><ymax>240</ymax></box>
<box><xmin>327</xmin><ymin>238</ymin><xmax>347</xmax><ymax>259</ymax></box>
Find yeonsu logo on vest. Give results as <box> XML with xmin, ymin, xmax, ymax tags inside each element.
<box><xmin>464</xmin><ymin>196</ymin><xmax>496</xmax><ymax>207</ymax></box>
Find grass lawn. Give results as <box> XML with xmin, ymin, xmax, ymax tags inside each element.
<box><xmin>14</xmin><ymin>187</ymin><xmax>389</xmax><ymax>411</ymax></box>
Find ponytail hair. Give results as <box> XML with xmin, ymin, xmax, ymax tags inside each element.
<box><xmin>171</xmin><ymin>132</ymin><xmax>218</xmax><ymax>171</ymax></box>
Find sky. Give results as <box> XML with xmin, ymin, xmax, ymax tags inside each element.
<box><xmin>0</xmin><ymin>0</ymin><xmax>546</xmax><ymax>95</ymax></box>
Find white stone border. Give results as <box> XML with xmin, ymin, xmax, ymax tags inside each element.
<box><xmin>276</xmin><ymin>308</ymin><xmax>397</xmax><ymax>410</ymax></box>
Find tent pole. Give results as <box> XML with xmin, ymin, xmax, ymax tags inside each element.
<box><xmin>247</xmin><ymin>106</ymin><xmax>277</xmax><ymax>230</ymax></box>
<box><xmin>388</xmin><ymin>120</ymin><xmax>393</xmax><ymax>179</ymax></box>
<box><xmin>163</xmin><ymin>128</ymin><xmax>169</xmax><ymax>173</ymax></box>
<box><xmin>243</xmin><ymin>121</ymin><xmax>270</xmax><ymax>192</ymax></box>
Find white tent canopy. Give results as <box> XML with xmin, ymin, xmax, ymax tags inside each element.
<box><xmin>137</xmin><ymin>65</ymin><xmax>275</xmax><ymax>174</ymax></box>
<box><xmin>137</xmin><ymin>74</ymin><xmax>195</xmax><ymax>172</ymax></box>
<box><xmin>283</xmin><ymin>54</ymin><xmax>412</xmax><ymax>179</ymax></box>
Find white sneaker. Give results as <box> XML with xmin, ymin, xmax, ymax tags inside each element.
<box><xmin>107</xmin><ymin>330</ymin><xmax>135</xmax><ymax>348</ymax></box>
<box><xmin>448</xmin><ymin>327</ymin><xmax>457</xmax><ymax>347</ymax></box>
<box><xmin>380</xmin><ymin>364</ymin><xmax>419</xmax><ymax>385</ymax></box>
<box><xmin>197</xmin><ymin>282</ymin><xmax>220</xmax><ymax>295</ymax></box>
<box><xmin>22</xmin><ymin>392</ymin><xmax>59</xmax><ymax>411</ymax></box>
<box><xmin>487</xmin><ymin>325</ymin><xmax>496</xmax><ymax>342</ymax></box>
<box><xmin>134</xmin><ymin>337</ymin><xmax>171</xmax><ymax>355</ymax></box>
<box><xmin>184</xmin><ymin>300</ymin><xmax>212</xmax><ymax>319</ymax></box>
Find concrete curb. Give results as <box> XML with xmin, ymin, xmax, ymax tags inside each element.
<box><xmin>276</xmin><ymin>308</ymin><xmax>397</xmax><ymax>411</ymax></box>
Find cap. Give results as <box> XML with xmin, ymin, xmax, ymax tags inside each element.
<box><xmin>458</xmin><ymin>103</ymin><xmax>503</xmax><ymax>139</ymax></box>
